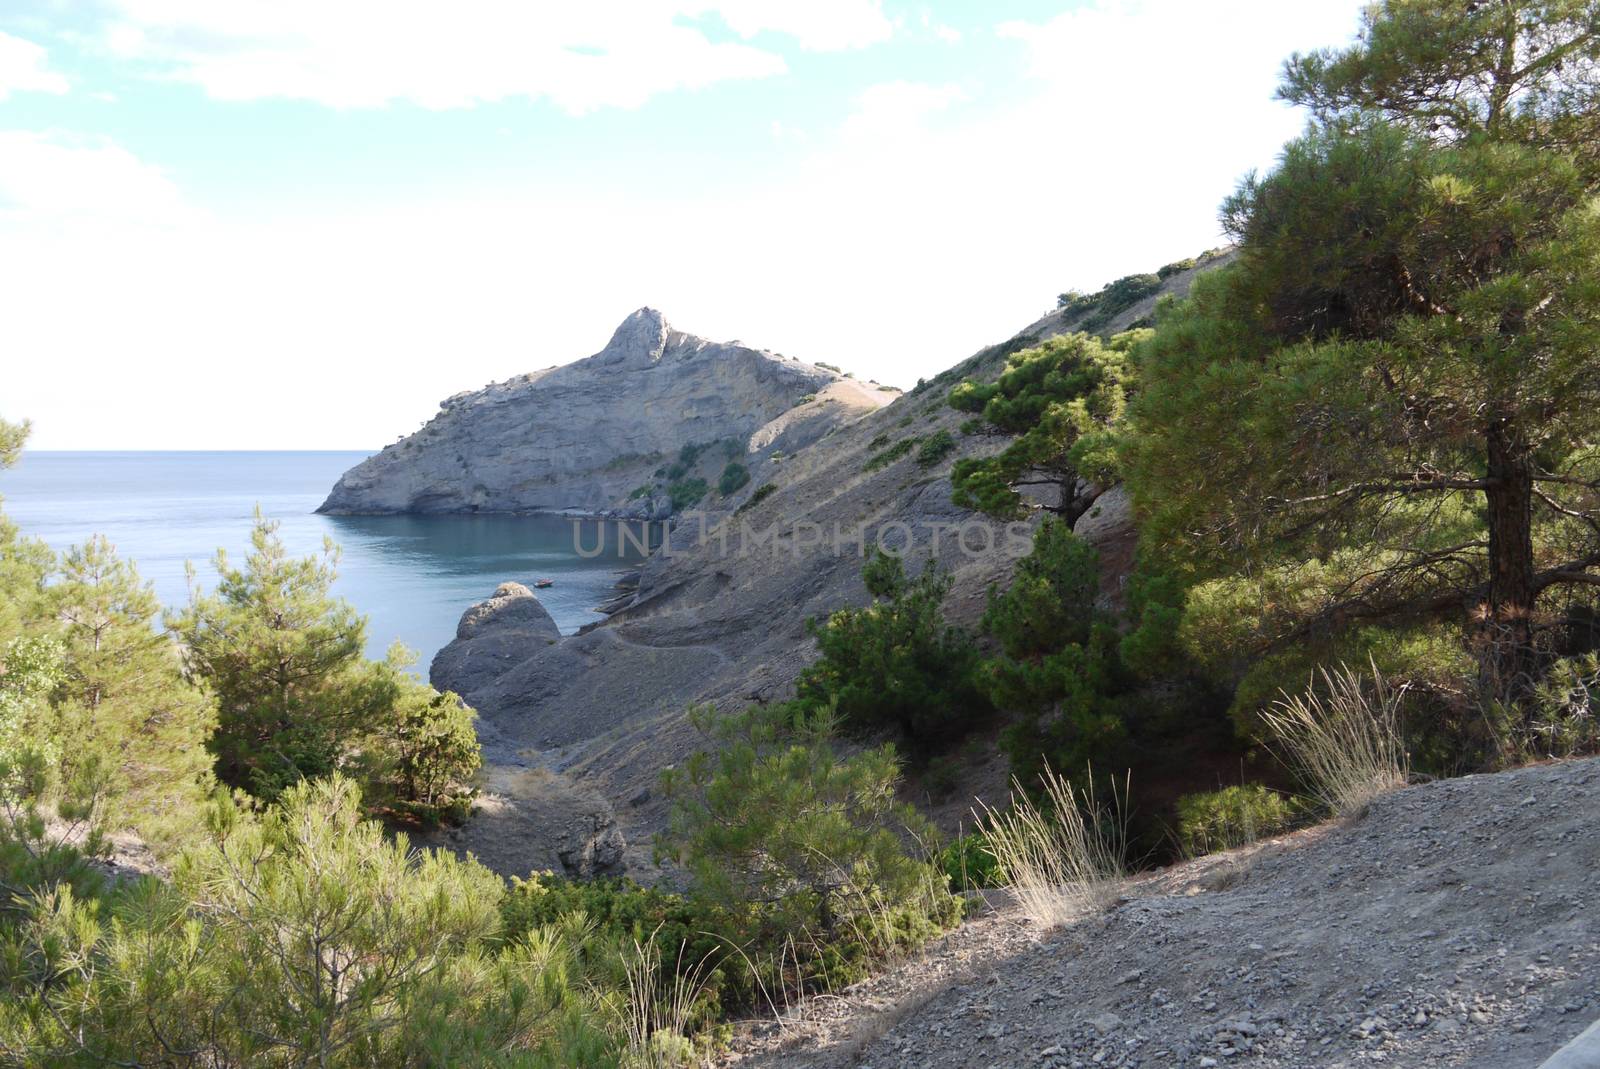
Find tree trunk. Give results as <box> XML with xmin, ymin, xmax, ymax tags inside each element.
<box><xmin>1482</xmin><ymin>420</ymin><xmax>1538</xmax><ymax>701</ymax></box>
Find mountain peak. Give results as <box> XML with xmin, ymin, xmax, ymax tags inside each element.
<box><xmin>599</xmin><ymin>307</ymin><xmax>671</xmax><ymax>366</ymax></box>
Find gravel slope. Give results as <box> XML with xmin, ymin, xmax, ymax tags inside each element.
<box><xmin>722</xmin><ymin>756</ymin><xmax>1600</xmax><ymax>1068</ymax></box>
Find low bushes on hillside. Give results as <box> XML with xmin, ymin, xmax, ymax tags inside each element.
<box><xmin>915</xmin><ymin>430</ymin><xmax>955</xmax><ymax>468</ymax></box>
<box><xmin>864</xmin><ymin>437</ymin><xmax>918</xmax><ymax>472</ymax></box>
<box><xmin>717</xmin><ymin>462</ymin><xmax>750</xmax><ymax>496</ymax></box>
<box><xmin>1175</xmin><ymin>784</ymin><xmax>1301</xmax><ymax>857</ymax></box>
<box><xmin>660</xmin><ymin>701</ymin><xmax>960</xmax><ymax>1002</ymax></box>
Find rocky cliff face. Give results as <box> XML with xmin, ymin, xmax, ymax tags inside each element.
<box><xmin>319</xmin><ymin>309</ymin><xmax>885</xmax><ymax>516</ymax></box>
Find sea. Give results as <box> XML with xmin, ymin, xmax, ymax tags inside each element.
<box><xmin>0</xmin><ymin>451</ymin><xmax>653</xmax><ymax>667</ymax></box>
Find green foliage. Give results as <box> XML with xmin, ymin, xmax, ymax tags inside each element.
<box><xmin>667</xmin><ymin>477</ymin><xmax>708</xmax><ymax>511</ymax></box>
<box><xmin>816</xmin><ymin>362</ymin><xmax>842</xmax><ymax>373</ymax></box>
<box><xmin>795</xmin><ymin>393</ymin><xmax>817</xmax><ymax>406</ymax></box>
<box><xmin>1157</xmin><ymin>257</ymin><xmax>1196</xmax><ymax>279</ymax></box>
<box><xmin>717</xmin><ymin>462</ymin><xmax>750</xmax><ymax>497</ymax></box>
<box><xmin>1522</xmin><ymin>653</ymin><xmax>1600</xmax><ymax>758</ymax></box>
<box><xmin>0</xmin><ymin>417</ymin><xmax>28</xmax><ymax>470</ymax></box>
<box><xmin>798</xmin><ymin>554</ymin><xmax>993</xmax><ymax>750</ymax></box>
<box><xmin>948</xmin><ymin>332</ymin><xmax>1138</xmax><ymax>522</ymax></box>
<box><xmin>736</xmin><ymin>483</ymin><xmax>777</xmax><ymax>514</ymax></box>
<box><xmin>915</xmin><ymin>430</ymin><xmax>955</xmax><ymax>468</ymax></box>
<box><xmin>2</xmin><ymin>778</ymin><xmax>617</xmax><ymax>1067</ymax></box>
<box><xmin>660</xmin><ymin>702</ymin><xmax>959</xmax><ymax>994</ymax></box>
<box><xmin>975</xmin><ymin>521</ymin><xmax>1149</xmax><ymax>786</ymax></box>
<box><xmin>863</xmin><ymin>437</ymin><xmax>918</xmax><ymax>472</ymax></box>
<box><xmin>867</xmin><ymin>432</ymin><xmax>891</xmax><ymax>450</ymax></box>
<box><xmin>1124</xmin><ymin>117</ymin><xmax>1600</xmax><ymax>705</ymax></box>
<box><xmin>0</xmin><ymin>634</ymin><xmax>107</xmax><ymax>903</ymax></box>
<box><xmin>171</xmin><ymin>512</ymin><xmax>375</xmax><ymax>798</ymax></box>
<box><xmin>50</xmin><ymin>535</ymin><xmax>216</xmax><ymax>850</ymax></box>
<box><xmin>1057</xmin><ymin>274</ymin><xmax>1163</xmax><ymax>333</ymax></box>
<box><xmin>1279</xmin><ymin>0</ymin><xmax>1600</xmax><ymax>179</ymax></box>
<box><xmin>628</xmin><ymin>484</ymin><xmax>653</xmax><ymax>501</ymax></box>
<box><xmin>501</xmin><ymin>873</ymin><xmax>732</xmax><ymax>1024</ymax></box>
<box><xmin>1175</xmin><ymin>784</ymin><xmax>1301</xmax><ymax>857</ymax></box>
<box><xmin>368</xmin><ymin>666</ymin><xmax>481</xmax><ymax>825</ymax></box>
<box><xmin>171</xmin><ymin>513</ymin><xmax>479</xmax><ymax>811</ymax></box>
<box><xmin>602</xmin><ymin>450</ymin><xmax>662</xmax><ymax>472</ymax></box>
<box><xmin>937</xmin><ymin>831</ymin><xmax>1003</xmax><ymax>891</ymax></box>
<box><xmin>982</xmin><ymin>518</ymin><xmax>1098</xmax><ymax>660</ymax></box>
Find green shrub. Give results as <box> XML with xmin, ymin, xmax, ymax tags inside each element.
<box><xmin>864</xmin><ymin>437</ymin><xmax>918</xmax><ymax>472</ymax></box>
<box><xmin>1058</xmin><ymin>273</ymin><xmax>1163</xmax><ymax>333</ymax></box>
<box><xmin>4</xmin><ymin>778</ymin><xmax>616</xmax><ymax>1067</ymax></box>
<box><xmin>794</xmin><ymin>393</ymin><xmax>817</xmax><ymax>407</ymax></box>
<box><xmin>1175</xmin><ymin>784</ymin><xmax>1300</xmax><ymax>857</ymax></box>
<box><xmin>602</xmin><ymin>451</ymin><xmax>662</xmax><ymax>471</ymax></box>
<box><xmin>1519</xmin><ymin>653</ymin><xmax>1600</xmax><ymax>759</ymax></box>
<box><xmin>660</xmin><ymin>702</ymin><xmax>959</xmax><ymax>1000</ymax></box>
<box><xmin>736</xmin><ymin>483</ymin><xmax>777</xmax><ymax>513</ymax></box>
<box><xmin>628</xmin><ymin>484</ymin><xmax>653</xmax><ymax>500</ymax></box>
<box><xmin>500</xmin><ymin>873</ymin><xmax>734</xmax><ymax>1024</ymax></box>
<box><xmin>667</xmin><ymin>478</ymin><xmax>708</xmax><ymax>511</ymax></box>
<box><xmin>978</xmin><ymin>519</ymin><xmax>1135</xmax><ymax>784</ymax></box>
<box><xmin>938</xmin><ymin>831</ymin><xmax>1003</xmax><ymax>891</ymax></box>
<box><xmin>717</xmin><ymin>462</ymin><xmax>750</xmax><ymax>496</ymax></box>
<box><xmin>1157</xmin><ymin>257</ymin><xmax>1196</xmax><ymax>279</ymax></box>
<box><xmin>816</xmin><ymin>362</ymin><xmax>842</xmax><ymax>373</ymax></box>
<box><xmin>915</xmin><ymin>431</ymin><xmax>955</xmax><ymax>468</ymax></box>
<box><xmin>868</xmin><ymin>432</ymin><xmax>891</xmax><ymax>451</ymax></box>
<box><xmin>798</xmin><ymin>553</ymin><xmax>993</xmax><ymax>751</ymax></box>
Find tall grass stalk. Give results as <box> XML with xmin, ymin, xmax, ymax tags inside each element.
<box><xmin>619</xmin><ymin>928</ymin><xmax>713</xmax><ymax>1068</ymax></box>
<box><xmin>975</xmin><ymin>767</ymin><xmax>1125</xmax><ymax>929</ymax></box>
<box><xmin>1261</xmin><ymin>661</ymin><xmax>1408</xmax><ymax>819</ymax></box>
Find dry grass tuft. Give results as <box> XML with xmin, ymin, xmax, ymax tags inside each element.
<box><xmin>1261</xmin><ymin>661</ymin><xmax>1409</xmax><ymax>819</ymax></box>
<box><xmin>619</xmin><ymin>928</ymin><xmax>714</xmax><ymax>1068</ymax></box>
<box><xmin>975</xmin><ymin>767</ymin><xmax>1125</xmax><ymax>930</ymax></box>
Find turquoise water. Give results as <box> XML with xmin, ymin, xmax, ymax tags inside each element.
<box><xmin>0</xmin><ymin>452</ymin><xmax>652</xmax><ymax>665</ymax></box>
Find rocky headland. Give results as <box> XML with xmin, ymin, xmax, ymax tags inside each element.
<box><xmin>318</xmin><ymin>308</ymin><xmax>892</xmax><ymax>518</ymax></box>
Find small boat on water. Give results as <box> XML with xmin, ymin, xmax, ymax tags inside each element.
<box><xmin>533</xmin><ymin>578</ymin><xmax>554</xmax><ymax>589</ymax></box>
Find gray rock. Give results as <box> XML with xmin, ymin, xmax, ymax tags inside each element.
<box><xmin>430</xmin><ymin>582</ymin><xmax>561</xmax><ymax>696</ymax></box>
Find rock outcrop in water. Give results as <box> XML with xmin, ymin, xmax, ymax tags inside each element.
<box><xmin>431</xmin><ymin>581</ymin><xmax>561</xmax><ymax>697</ymax></box>
<box><xmin>318</xmin><ymin>309</ymin><xmax>889</xmax><ymax>516</ymax></box>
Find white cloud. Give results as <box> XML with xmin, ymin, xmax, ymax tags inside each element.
<box><xmin>838</xmin><ymin>80</ymin><xmax>966</xmax><ymax>143</ymax></box>
<box><xmin>708</xmin><ymin>0</ymin><xmax>893</xmax><ymax>51</ymax></box>
<box><xmin>0</xmin><ymin>131</ymin><xmax>192</xmax><ymax>228</ymax></box>
<box><xmin>0</xmin><ymin>0</ymin><xmax>1375</xmax><ymax>449</ymax></box>
<box><xmin>91</xmin><ymin>0</ymin><xmax>891</xmax><ymax>112</ymax></box>
<box><xmin>0</xmin><ymin>31</ymin><xmax>69</xmax><ymax>100</ymax></box>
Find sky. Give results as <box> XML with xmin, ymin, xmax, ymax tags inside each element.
<box><xmin>0</xmin><ymin>0</ymin><xmax>1367</xmax><ymax>450</ymax></box>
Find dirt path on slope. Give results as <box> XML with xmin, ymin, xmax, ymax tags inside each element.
<box><xmin>721</xmin><ymin>757</ymin><xmax>1600</xmax><ymax>1069</ymax></box>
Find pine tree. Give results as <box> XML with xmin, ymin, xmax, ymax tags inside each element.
<box><xmin>51</xmin><ymin>536</ymin><xmax>216</xmax><ymax>846</ymax></box>
<box><xmin>977</xmin><ymin>518</ymin><xmax>1128</xmax><ymax>783</ymax></box>
<box><xmin>661</xmin><ymin>701</ymin><xmax>945</xmax><ymax>943</ymax></box>
<box><xmin>170</xmin><ymin>511</ymin><xmax>384</xmax><ymax>799</ymax></box>
<box><xmin>797</xmin><ymin>553</ymin><xmax>992</xmax><ymax>750</ymax></box>
<box><xmin>369</xmin><ymin>661</ymin><xmax>480</xmax><ymax>825</ymax></box>
<box><xmin>1280</xmin><ymin>0</ymin><xmax>1600</xmax><ymax>178</ymax></box>
<box><xmin>947</xmin><ymin>331</ymin><xmax>1140</xmax><ymax>522</ymax></box>
<box><xmin>1125</xmin><ymin>4</ymin><xmax>1600</xmax><ymax>705</ymax></box>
